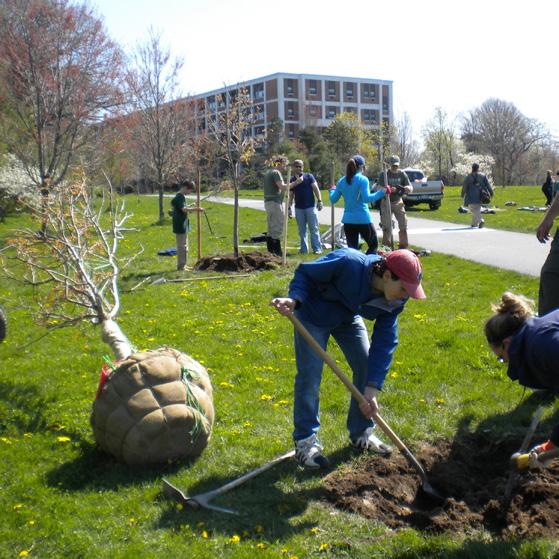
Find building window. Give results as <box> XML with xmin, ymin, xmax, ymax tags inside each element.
<box><xmin>287</xmin><ymin>106</ymin><xmax>294</xmax><ymax>117</ymax></box>
<box><xmin>327</xmin><ymin>81</ymin><xmax>336</xmax><ymax>97</ymax></box>
<box><xmin>346</xmin><ymin>85</ymin><xmax>353</xmax><ymax>97</ymax></box>
<box><xmin>363</xmin><ymin>83</ymin><xmax>376</xmax><ymax>99</ymax></box>
<box><xmin>326</xmin><ymin>106</ymin><xmax>337</xmax><ymax>119</ymax></box>
<box><xmin>286</xmin><ymin>79</ymin><xmax>294</xmax><ymax>97</ymax></box>
<box><xmin>309</xmin><ymin>79</ymin><xmax>317</xmax><ymax>95</ymax></box>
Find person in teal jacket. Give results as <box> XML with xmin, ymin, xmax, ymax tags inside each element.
<box><xmin>330</xmin><ymin>155</ymin><xmax>387</xmax><ymax>253</ymax></box>
<box><xmin>271</xmin><ymin>247</ymin><xmax>426</xmax><ymax>469</ymax></box>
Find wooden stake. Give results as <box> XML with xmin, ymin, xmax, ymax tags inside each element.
<box><xmin>282</xmin><ymin>164</ymin><xmax>290</xmax><ymax>266</ymax></box>
<box><xmin>379</xmin><ymin>144</ymin><xmax>393</xmax><ymax>250</ymax></box>
<box><xmin>330</xmin><ymin>161</ymin><xmax>335</xmax><ymax>251</ymax></box>
<box><xmin>197</xmin><ymin>169</ymin><xmax>202</xmax><ymax>260</ymax></box>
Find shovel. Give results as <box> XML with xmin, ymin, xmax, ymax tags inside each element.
<box><xmin>287</xmin><ymin>313</ymin><xmax>444</xmax><ymax>502</ymax></box>
<box><xmin>162</xmin><ymin>449</ymin><xmax>295</xmax><ymax>514</ymax></box>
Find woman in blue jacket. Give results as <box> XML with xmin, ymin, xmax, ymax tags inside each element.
<box><xmin>271</xmin><ymin>247</ymin><xmax>426</xmax><ymax>469</ymax></box>
<box><xmin>485</xmin><ymin>292</ymin><xmax>559</xmax><ymax>464</ymax></box>
<box><xmin>330</xmin><ymin>155</ymin><xmax>387</xmax><ymax>254</ymax></box>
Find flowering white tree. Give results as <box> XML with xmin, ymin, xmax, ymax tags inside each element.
<box><xmin>0</xmin><ymin>153</ymin><xmax>38</xmax><ymax>209</ymax></box>
<box><xmin>452</xmin><ymin>152</ymin><xmax>496</xmax><ymax>183</ymax></box>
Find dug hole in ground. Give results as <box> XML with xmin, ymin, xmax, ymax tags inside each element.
<box><xmin>324</xmin><ymin>432</ymin><xmax>559</xmax><ymax>537</ymax></box>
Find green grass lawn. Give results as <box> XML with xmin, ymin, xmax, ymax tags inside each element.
<box><xmin>0</xmin><ymin>197</ymin><xmax>557</xmax><ymax>558</ymax></box>
<box><xmin>220</xmin><ymin>185</ymin><xmax>549</xmax><ymax>235</ymax></box>
<box><xmin>404</xmin><ymin>185</ymin><xmax>548</xmax><ymax>234</ymax></box>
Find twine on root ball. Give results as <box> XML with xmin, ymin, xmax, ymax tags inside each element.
<box><xmin>91</xmin><ymin>347</ymin><xmax>214</xmax><ymax>465</ymax></box>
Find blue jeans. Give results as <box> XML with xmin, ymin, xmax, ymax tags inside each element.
<box><xmin>295</xmin><ymin>207</ymin><xmax>321</xmax><ymax>253</ymax></box>
<box><xmin>292</xmin><ymin>312</ymin><xmax>373</xmax><ymax>441</ymax></box>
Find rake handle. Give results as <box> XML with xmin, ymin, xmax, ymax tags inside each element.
<box><xmin>287</xmin><ymin>313</ymin><xmax>426</xmax><ymax>479</ymax></box>
<box><xmin>204</xmin><ymin>449</ymin><xmax>295</xmax><ymax>499</ymax></box>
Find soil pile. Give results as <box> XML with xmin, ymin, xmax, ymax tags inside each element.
<box><xmin>323</xmin><ymin>434</ymin><xmax>559</xmax><ymax>537</ymax></box>
<box><xmin>195</xmin><ymin>252</ymin><xmax>280</xmax><ymax>272</ymax></box>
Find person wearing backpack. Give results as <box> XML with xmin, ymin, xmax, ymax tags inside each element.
<box><xmin>461</xmin><ymin>162</ymin><xmax>494</xmax><ymax>228</ymax></box>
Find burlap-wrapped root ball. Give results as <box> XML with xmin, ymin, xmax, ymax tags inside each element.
<box><xmin>91</xmin><ymin>347</ymin><xmax>214</xmax><ymax>465</ymax></box>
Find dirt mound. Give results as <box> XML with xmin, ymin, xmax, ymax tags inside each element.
<box><xmin>323</xmin><ymin>434</ymin><xmax>559</xmax><ymax>537</ymax></box>
<box><xmin>194</xmin><ymin>251</ymin><xmax>280</xmax><ymax>272</ymax></box>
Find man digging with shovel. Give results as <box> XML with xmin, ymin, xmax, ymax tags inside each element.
<box><xmin>271</xmin><ymin>247</ymin><xmax>426</xmax><ymax>469</ymax></box>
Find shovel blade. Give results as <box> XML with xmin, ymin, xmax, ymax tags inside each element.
<box><xmin>420</xmin><ymin>480</ymin><xmax>445</xmax><ymax>503</ymax></box>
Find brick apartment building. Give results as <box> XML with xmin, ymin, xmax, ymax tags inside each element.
<box><xmin>191</xmin><ymin>72</ymin><xmax>393</xmax><ymax>140</ymax></box>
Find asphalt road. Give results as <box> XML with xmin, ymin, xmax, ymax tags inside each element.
<box><xmin>196</xmin><ymin>196</ymin><xmax>549</xmax><ymax>278</ymax></box>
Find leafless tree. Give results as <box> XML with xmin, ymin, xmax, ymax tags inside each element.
<box><xmin>461</xmin><ymin>98</ymin><xmax>548</xmax><ymax>186</ymax></box>
<box><xmin>4</xmin><ymin>173</ymin><xmax>140</xmax><ymax>358</ymax></box>
<box><xmin>421</xmin><ymin>108</ymin><xmax>458</xmax><ymax>180</ymax></box>
<box><xmin>392</xmin><ymin>112</ymin><xmax>419</xmax><ymax>167</ymax></box>
<box><xmin>206</xmin><ymin>85</ymin><xmax>258</xmax><ymax>256</ymax></box>
<box><xmin>0</xmin><ymin>0</ymin><xmax>124</xmax><ymax>187</ymax></box>
<box><xmin>126</xmin><ymin>28</ymin><xmax>193</xmax><ymax>220</ymax></box>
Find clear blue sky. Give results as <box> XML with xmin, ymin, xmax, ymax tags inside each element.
<box><xmin>92</xmin><ymin>0</ymin><xmax>559</xmax><ymax>141</ymax></box>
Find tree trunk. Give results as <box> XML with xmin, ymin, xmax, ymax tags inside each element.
<box><xmin>158</xmin><ymin>184</ymin><xmax>164</xmax><ymax>221</ymax></box>
<box><xmin>101</xmin><ymin>319</ymin><xmax>133</xmax><ymax>361</ymax></box>
<box><xmin>233</xmin><ymin>162</ymin><xmax>239</xmax><ymax>258</ymax></box>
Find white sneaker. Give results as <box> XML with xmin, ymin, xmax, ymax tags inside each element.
<box><xmin>294</xmin><ymin>434</ymin><xmax>329</xmax><ymax>469</ymax></box>
<box><xmin>350</xmin><ymin>427</ymin><xmax>393</xmax><ymax>456</ymax></box>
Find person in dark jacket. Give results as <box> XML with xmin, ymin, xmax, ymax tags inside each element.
<box><xmin>461</xmin><ymin>163</ymin><xmax>494</xmax><ymax>228</ymax></box>
<box><xmin>542</xmin><ymin>170</ymin><xmax>554</xmax><ymax>206</ymax></box>
<box><xmin>271</xmin><ymin>248</ymin><xmax>426</xmax><ymax>469</ymax></box>
<box><xmin>171</xmin><ymin>180</ymin><xmax>195</xmax><ymax>270</ymax></box>
<box><xmin>485</xmin><ymin>291</ymin><xmax>559</xmax><ymax>465</ymax></box>
<box><xmin>537</xmin><ymin>184</ymin><xmax>559</xmax><ymax>315</ymax></box>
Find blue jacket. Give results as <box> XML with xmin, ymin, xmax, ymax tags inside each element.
<box><xmin>288</xmin><ymin>248</ymin><xmax>406</xmax><ymax>389</ymax></box>
<box><xmin>507</xmin><ymin>309</ymin><xmax>559</xmax><ymax>390</ymax></box>
<box><xmin>329</xmin><ymin>172</ymin><xmax>385</xmax><ymax>224</ymax></box>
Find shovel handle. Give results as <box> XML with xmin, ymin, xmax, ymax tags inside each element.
<box><xmin>287</xmin><ymin>314</ymin><xmax>366</xmax><ymax>406</ymax></box>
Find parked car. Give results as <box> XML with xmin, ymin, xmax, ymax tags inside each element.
<box><xmin>401</xmin><ymin>168</ymin><xmax>444</xmax><ymax>210</ymax></box>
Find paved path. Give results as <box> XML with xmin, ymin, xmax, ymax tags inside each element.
<box><xmin>194</xmin><ymin>196</ymin><xmax>548</xmax><ymax>278</ymax></box>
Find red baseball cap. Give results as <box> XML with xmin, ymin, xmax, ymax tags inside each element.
<box><xmin>385</xmin><ymin>249</ymin><xmax>426</xmax><ymax>299</ymax></box>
